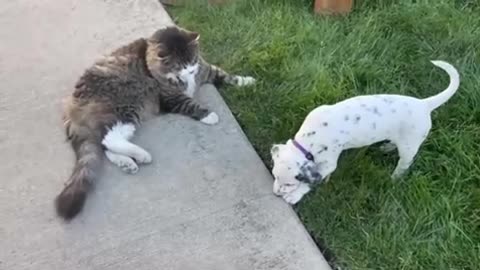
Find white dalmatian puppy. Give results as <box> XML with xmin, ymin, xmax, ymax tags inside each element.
<box><xmin>271</xmin><ymin>60</ymin><xmax>460</xmax><ymax>204</ymax></box>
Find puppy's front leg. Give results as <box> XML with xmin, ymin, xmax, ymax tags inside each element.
<box><xmin>283</xmin><ymin>183</ymin><xmax>311</xmax><ymax>205</ymax></box>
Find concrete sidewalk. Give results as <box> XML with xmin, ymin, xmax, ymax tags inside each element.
<box><xmin>0</xmin><ymin>0</ymin><xmax>331</xmax><ymax>269</ymax></box>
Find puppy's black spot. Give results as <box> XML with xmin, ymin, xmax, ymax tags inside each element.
<box><xmin>311</xmin><ymin>171</ymin><xmax>321</xmax><ymax>180</ymax></box>
<box><xmin>382</xmin><ymin>97</ymin><xmax>394</xmax><ymax>104</ymax></box>
<box><xmin>344</xmin><ymin>115</ymin><xmax>349</xmax><ymax>121</ymax></box>
<box><xmin>373</xmin><ymin>107</ymin><xmax>381</xmax><ymax>116</ymax></box>
<box><xmin>354</xmin><ymin>115</ymin><xmax>361</xmax><ymax>124</ymax></box>
<box><xmin>295</xmin><ymin>174</ymin><xmax>309</xmax><ymax>183</ymax></box>
<box><xmin>324</xmin><ymin>146</ymin><xmax>328</xmax><ymax>151</ymax></box>
<box><xmin>323</xmin><ymin>122</ymin><xmax>328</xmax><ymax>127</ymax></box>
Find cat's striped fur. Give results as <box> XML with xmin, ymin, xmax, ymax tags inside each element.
<box><xmin>55</xmin><ymin>27</ymin><xmax>255</xmax><ymax>220</ymax></box>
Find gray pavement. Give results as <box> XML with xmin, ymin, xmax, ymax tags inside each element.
<box><xmin>0</xmin><ymin>0</ymin><xmax>331</xmax><ymax>269</ymax></box>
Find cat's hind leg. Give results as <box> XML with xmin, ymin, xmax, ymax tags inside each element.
<box><xmin>102</xmin><ymin>122</ymin><xmax>152</xmax><ymax>167</ymax></box>
<box><xmin>105</xmin><ymin>150</ymin><xmax>138</xmax><ymax>174</ymax></box>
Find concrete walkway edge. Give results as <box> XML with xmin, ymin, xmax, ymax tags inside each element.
<box><xmin>0</xmin><ymin>1</ymin><xmax>331</xmax><ymax>269</ymax></box>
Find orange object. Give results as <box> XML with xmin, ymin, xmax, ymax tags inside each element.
<box><xmin>314</xmin><ymin>0</ymin><xmax>353</xmax><ymax>15</ymax></box>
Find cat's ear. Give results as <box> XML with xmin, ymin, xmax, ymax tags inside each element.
<box><xmin>187</xmin><ymin>32</ymin><xmax>200</xmax><ymax>44</ymax></box>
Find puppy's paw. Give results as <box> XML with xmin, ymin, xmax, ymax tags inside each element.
<box><xmin>200</xmin><ymin>112</ymin><xmax>219</xmax><ymax>125</ymax></box>
<box><xmin>282</xmin><ymin>192</ymin><xmax>304</xmax><ymax>205</ymax></box>
<box><xmin>235</xmin><ymin>76</ymin><xmax>256</xmax><ymax>87</ymax></box>
<box><xmin>391</xmin><ymin>172</ymin><xmax>404</xmax><ymax>180</ymax></box>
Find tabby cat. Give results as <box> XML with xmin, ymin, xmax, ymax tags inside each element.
<box><xmin>56</xmin><ymin>26</ymin><xmax>255</xmax><ymax>220</ymax></box>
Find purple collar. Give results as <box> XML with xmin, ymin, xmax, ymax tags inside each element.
<box><xmin>292</xmin><ymin>139</ymin><xmax>315</xmax><ymax>162</ymax></box>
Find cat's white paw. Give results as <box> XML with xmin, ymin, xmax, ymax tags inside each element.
<box><xmin>105</xmin><ymin>151</ymin><xmax>139</xmax><ymax>174</ymax></box>
<box><xmin>235</xmin><ymin>76</ymin><xmax>256</xmax><ymax>87</ymax></box>
<box><xmin>119</xmin><ymin>160</ymin><xmax>139</xmax><ymax>174</ymax></box>
<box><xmin>166</xmin><ymin>73</ymin><xmax>180</xmax><ymax>85</ymax></box>
<box><xmin>282</xmin><ymin>191</ymin><xmax>304</xmax><ymax>205</ymax></box>
<box><xmin>200</xmin><ymin>112</ymin><xmax>219</xmax><ymax>125</ymax></box>
<box><xmin>133</xmin><ymin>149</ymin><xmax>152</xmax><ymax>164</ymax></box>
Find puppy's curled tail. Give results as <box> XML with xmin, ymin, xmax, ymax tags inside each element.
<box><xmin>423</xmin><ymin>60</ymin><xmax>460</xmax><ymax>111</ymax></box>
<box><xmin>55</xmin><ymin>134</ymin><xmax>103</xmax><ymax>220</ymax></box>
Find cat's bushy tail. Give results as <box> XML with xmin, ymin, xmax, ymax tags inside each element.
<box><xmin>55</xmin><ymin>134</ymin><xmax>103</xmax><ymax>220</ymax></box>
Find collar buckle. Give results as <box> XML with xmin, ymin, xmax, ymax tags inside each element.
<box><xmin>292</xmin><ymin>139</ymin><xmax>315</xmax><ymax>162</ymax></box>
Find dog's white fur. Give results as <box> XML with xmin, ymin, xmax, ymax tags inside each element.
<box><xmin>271</xmin><ymin>60</ymin><xmax>460</xmax><ymax>205</ymax></box>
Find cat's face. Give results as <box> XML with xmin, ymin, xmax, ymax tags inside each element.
<box><xmin>146</xmin><ymin>27</ymin><xmax>200</xmax><ymax>80</ymax></box>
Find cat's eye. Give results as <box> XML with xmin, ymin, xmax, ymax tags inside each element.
<box><xmin>157</xmin><ymin>51</ymin><xmax>168</xmax><ymax>58</ymax></box>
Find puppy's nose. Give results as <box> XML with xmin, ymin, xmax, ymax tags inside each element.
<box><xmin>273</xmin><ymin>182</ymin><xmax>281</xmax><ymax>196</ymax></box>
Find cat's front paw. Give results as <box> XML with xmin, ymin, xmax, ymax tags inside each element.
<box><xmin>166</xmin><ymin>73</ymin><xmax>180</xmax><ymax>85</ymax></box>
<box><xmin>200</xmin><ymin>112</ymin><xmax>219</xmax><ymax>125</ymax></box>
<box><xmin>235</xmin><ymin>76</ymin><xmax>256</xmax><ymax>87</ymax></box>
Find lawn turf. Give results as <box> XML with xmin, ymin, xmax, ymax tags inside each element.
<box><xmin>170</xmin><ymin>1</ymin><xmax>480</xmax><ymax>269</ymax></box>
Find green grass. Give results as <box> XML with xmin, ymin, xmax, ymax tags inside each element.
<box><xmin>170</xmin><ymin>1</ymin><xmax>480</xmax><ymax>269</ymax></box>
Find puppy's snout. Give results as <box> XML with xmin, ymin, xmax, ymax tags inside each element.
<box><xmin>273</xmin><ymin>181</ymin><xmax>281</xmax><ymax>196</ymax></box>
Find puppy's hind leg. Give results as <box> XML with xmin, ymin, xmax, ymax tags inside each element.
<box><xmin>391</xmin><ymin>139</ymin><xmax>425</xmax><ymax>179</ymax></box>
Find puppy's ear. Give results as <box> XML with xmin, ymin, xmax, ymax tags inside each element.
<box><xmin>299</xmin><ymin>163</ymin><xmax>322</xmax><ymax>183</ymax></box>
<box><xmin>307</xmin><ymin>166</ymin><xmax>322</xmax><ymax>181</ymax></box>
<box><xmin>270</xmin><ymin>144</ymin><xmax>284</xmax><ymax>156</ymax></box>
